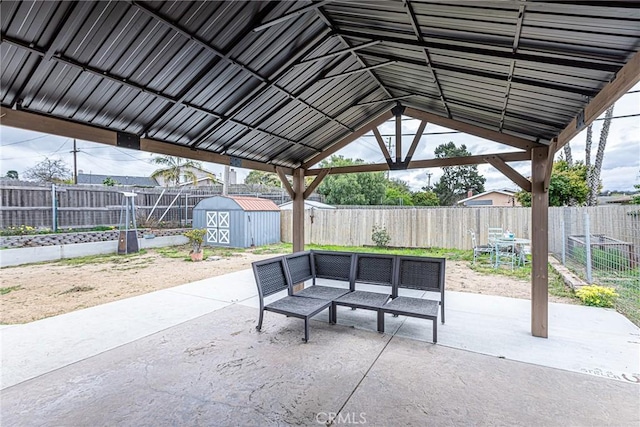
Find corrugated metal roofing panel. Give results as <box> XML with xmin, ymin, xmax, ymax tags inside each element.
<box><xmin>228</xmin><ymin>196</ymin><xmax>280</xmax><ymax>212</ymax></box>
<box><xmin>1</xmin><ymin>0</ymin><xmax>638</xmax><ymax>168</ymax></box>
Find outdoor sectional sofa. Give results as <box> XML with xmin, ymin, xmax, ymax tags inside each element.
<box><xmin>252</xmin><ymin>250</ymin><xmax>445</xmax><ymax>343</ymax></box>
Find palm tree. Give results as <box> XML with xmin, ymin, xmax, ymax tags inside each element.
<box><xmin>587</xmin><ymin>104</ymin><xmax>614</xmax><ymax>205</ymax></box>
<box><xmin>151</xmin><ymin>156</ymin><xmax>202</xmax><ymax>187</ymax></box>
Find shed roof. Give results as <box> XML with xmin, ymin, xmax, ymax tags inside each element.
<box><xmin>1</xmin><ymin>1</ymin><xmax>638</xmax><ymax>172</ymax></box>
<box><xmin>228</xmin><ymin>196</ymin><xmax>280</xmax><ymax>212</ymax></box>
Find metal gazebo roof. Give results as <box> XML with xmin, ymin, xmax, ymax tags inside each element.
<box><xmin>1</xmin><ymin>1</ymin><xmax>639</xmax><ymax>173</ymax></box>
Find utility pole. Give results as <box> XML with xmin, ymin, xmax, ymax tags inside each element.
<box><xmin>426</xmin><ymin>172</ymin><xmax>432</xmax><ymax>189</ymax></box>
<box><xmin>71</xmin><ymin>139</ymin><xmax>79</xmax><ymax>184</ymax></box>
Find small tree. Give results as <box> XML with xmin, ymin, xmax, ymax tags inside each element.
<box><xmin>412</xmin><ymin>191</ymin><xmax>439</xmax><ymax>206</ymax></box>
<box><xmin>515</xmin><ymin>160</ymin><xmax>588</xmax><ymax>207</ymax></box>
<box><xmin>432</xmin><ymin>142</ymin><xmax>485</xmax><ymax>206</ymax></box>
<box><xmin>24</xmin><ymin>158</ymin><xmax>71</xmax><ymax>183</ymax></box>
<box><xmin>5</xmin><ymin>170</ymin><xmax>18</xmax><ymax>180</ymax></box>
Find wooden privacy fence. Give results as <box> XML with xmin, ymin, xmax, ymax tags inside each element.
<box><xmin>281</xmin><ymin>206</ymin><xmax>640</xmax><ymax>251</ymax></box>
<box><xmin>0</xmin><ymin>181</ymin><xmax>315</xmax><ymax>229</ymax></box>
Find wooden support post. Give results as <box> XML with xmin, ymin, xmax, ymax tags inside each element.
<box><xmin>531</xmin><ymin>146</ymin><xmax>549</xmax><ymax>338</ymax></box>
<box><xmin>292</xmin><ymin>168</ymin><xmax>306</xmax><ymax>292</ymax></box>
<box><xmin>395</xmin><ymin>114</ymin><xmax>402</xmax><ymax>163</ymax></box>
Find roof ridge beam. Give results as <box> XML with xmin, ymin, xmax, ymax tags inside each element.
<box><xmin>314</xmin><ymin>9</ymin><xmax>393</xmax><ymax>98</ymax></box>
<box><xmin>403</xmin><ymin>0</ymin><xmax>452</xmax><ymax>118</ymax></box>
<box><xmin>404</xmin><ymin>106</ymin><xmax>541</xmax><ymax>150</ymax></box>
<box><xmin>253</xmin><ymin>0</ymin><xmax>336</xmax><ymax>32</ymax></box>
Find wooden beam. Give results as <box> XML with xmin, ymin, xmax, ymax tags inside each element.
<box><xmin>1</xmin><ymin>106</ymin><xmax>116</xmax><ymax>146</ymax></box>
<box><xmin>556</xmin><ymin>50</ymin><xmax>640</xmax><ymax>151</ymax></box>
<box><xmin>372</xmin><ymin>128</ymin><xmax>392</xmax><ymax>161</ymax></box>
<box><xmin>0</xmin><ymin>107</ymin><xmax>292</xmax><ymax>174</ymax></box>
<box><xmin>484</xmin><ymin>155</ymin><xmax>532</xmax><ymax>192</ymax></box>
<box><xmin>305</xmin><ymin>150</ymin><xmax>531</xmax><ymax>175</ymax></box>
<box><xmin>292</xmin><ymin>169</ymin><xmax>305</xmax><ymax>252</ymax></box>
<box><xmin>531</xmin><ymin>146</ymin><xmax>549</xmax><ymax>338</ymax></box>
<box><xmin>276</xmin><ymin>167</ymin><xmax>294</xmax><ymax>199</ymax></box>
<box><xmin>404</xmin><ymin>107</ymin><xmax>540</xmax><ymax>150</ymax></box>
<box><xmin>395</xmin><ymin>114</ymin><xmax>402</xmax><ymax>163</ymax></box>
<box><xmin>302</xmin><ymin>110</ymin><xmax>394</xmax><ymax>169</ymax></box>
<box><xmin>405</xmin><ymin>120</ymin><xmax>427</xmax><ymax>162</ymax></box>
<box><xmin>303</xmin><ymin>169</ymin><xmax>329</xmax><ymax>200</ymax></box>
<box><xmin>545</xmin><ymin>138</ymin><xmax>558</xmax><ymax>191</ymax></box>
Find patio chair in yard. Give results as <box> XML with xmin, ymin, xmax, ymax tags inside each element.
<box><xmin>285</xmin><ymin>251</ymin><xmax>351</xmax><ymax>300</ymax></box>
<box><xmin>469</xmin><ymin>229</ymin><xmax>493</xmax><ymax>264</ymax></box>
<box><xmin>253</xmin><ymin>257</ymin><xmax>333</xmax><ymax>342</ymax></box>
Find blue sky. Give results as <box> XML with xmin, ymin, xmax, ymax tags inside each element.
<box><xmin>1</xmin><ymin>83</ymin><xmax>638</xmax><ymax>192</ymax></box>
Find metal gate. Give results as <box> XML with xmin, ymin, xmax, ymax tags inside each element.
<box><xmin>206</xmin><ymin>211</ymin><xmax>230</xmax><ymax>244</ymax></box>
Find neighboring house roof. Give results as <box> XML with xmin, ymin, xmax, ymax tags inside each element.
<box><xmin>77</xmin><ymin>173</ymin><xmax>157</xmax><ymax>186</ymax></box>
<box><xmin>456</xmin><ymin>190</ymin><xmax>517</xmax><ymax>205</ymax></box>
<box><xmin>178</xmin><ymin>176</ymin><xmax>218</xmax><ymax>186</ymax></box>
<box><xmin>278</xmin><ymin>200</ymin><xmax>336</xmax><ymax>210</ymax></box>
<box><xmin>598</xmin><ymin>195</ymin><xmax>634</xmax><ymax>205</ymax></box>
<box><xmin>228</xmin><ymin>196</ymin><xmax>280</xmax><ymax>211</ymax></box>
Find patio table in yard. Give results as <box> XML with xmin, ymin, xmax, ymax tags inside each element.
<box><xmin>495</xmin><ymin>237</ymin><xmax>531</xmax><ymax>269</ymax></box>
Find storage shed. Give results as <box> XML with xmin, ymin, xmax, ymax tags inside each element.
<box><xmin>192</xmin><ymin>196</ymin><xmax>280</xmax><ymax>248</ymax></box>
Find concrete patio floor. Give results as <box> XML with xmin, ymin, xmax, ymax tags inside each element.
<box><xmin>2</xmin><ymin>269</ymin><xmax>639</xmax><ymax>426</ymax></box>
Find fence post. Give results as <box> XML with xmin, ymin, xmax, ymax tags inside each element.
<box><xmin>584</xmin><ymin>211</ymin><xmax>592</xmax><ymax>284</ymax></box>
<box><xmin>561</xmin><ymin>214</ymin><xmax>566</xmax><ymax>265</ymax></box>
<box><xmin>51</xmin><ymin>183</ymin><xmax>57</xmax><ymax>232</ymax></box>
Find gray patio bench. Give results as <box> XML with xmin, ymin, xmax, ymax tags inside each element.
<box><xmin>252</xmin><ymin>257</ymin><xmax>333</xmax><ymax>342</ymax></box>
<box><xmin>379</xmin><ymin>256</ymin><xmax>446</xmax><ymax>343</ymax></box>
<box><xmin>284</xmin><ymin>251</ymin><xmax>351</xmax><ymax>300</ymax></box>
<box><xmin>331</xmin><ymin>253</ymin><xmax>394</xmax><ymax>332</ymax></box>
<box><xmin>253</xmin><ymin>251</ymin><xmax>446</xmax><ymax>343</ymax></box>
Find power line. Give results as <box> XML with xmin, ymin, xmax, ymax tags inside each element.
<box><xmin>0</xmin><ymin>135</ymin><xmax>48</xmax><ymax>146</ymax></box>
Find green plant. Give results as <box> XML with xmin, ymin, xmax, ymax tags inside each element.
<box><xmin>184</xmin><ymin>228</ymin><xmax>206</xmax><ymax>253</ymax></box>
<box><xmin>371</xmin><ymin>225</ymin><xmax>391</xmax><ymax>248</ymax></box>
<box><xmin>1</xmin><ymin>285</ymin><xmax>22</xmax><ymax>295</ymax></box>
<box><xmin>575</xmin><ymin>285</ymin><xmax>618</xmax><ymax>308</ymax></box>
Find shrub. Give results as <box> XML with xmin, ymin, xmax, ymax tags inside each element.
<box><xmin>371</xmin><ymin>225</ymin><xmax>391</xmax><ymax>248</ymax></box>
<box><xmin>575</xmin><ymin>285</ymin><xmax>618</xmax><ymax>308</ymax></box>
<box><xmin>184</xmin><ymin>228</ymin><xmax>206</xmax><ymax>253</ymax></box>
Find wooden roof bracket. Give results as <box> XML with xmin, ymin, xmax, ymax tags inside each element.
<box><xmin>484</xmin><ymin>155</ymin><xmax>532</xmax><ymax>193</ymax></box>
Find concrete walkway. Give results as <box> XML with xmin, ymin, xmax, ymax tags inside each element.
<box><xmin>2</xmin><ymin>269</ymin><xmax>639</xmax><ymax>425</ymax></box>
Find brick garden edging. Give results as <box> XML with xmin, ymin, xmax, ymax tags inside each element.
<box><xmin>0</xmin><ymin>229</ymin><xmax>190</xmax><ymax>249</ymax></box>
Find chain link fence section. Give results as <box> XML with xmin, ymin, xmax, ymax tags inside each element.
<box><xmin>549</xmin><ymin>206</ymin><xmax>640</xmax><ymax>325</ymax></box>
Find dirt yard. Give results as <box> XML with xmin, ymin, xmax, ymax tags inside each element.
<box><xmin>0</xmin><ymin>247</ymin><xmax>574</xmax><ymax>324</ymax></box>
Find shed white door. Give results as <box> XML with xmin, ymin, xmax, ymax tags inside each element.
<box><xmin>206</xmin><ymin>211</ymin><xmax>230</xmax><ymax>244</ymax></box>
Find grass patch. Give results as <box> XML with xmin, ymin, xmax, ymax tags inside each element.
<box><xmin>251</xmin><ymin>243</ymin><xmax>292</xmax><ymax>255</ymax></box>
<box><xmin>57</xmin><ymin>250</ymin><xmax>148</xmax><ymax>266</ymax></box>
<box><xmin>306</xmin><ymin>244</ymin><xmax>470</xmax><ymax>261</ymax></box>
<box><xmin>60</xmin><ymin>285</ymin><xmax>94</xmax><ymax>294</ymax></box>
<box><xmin>0</xmin><ymin>285</ymin><xmax>21</xmax><ymax>295</ymax></box>
<box><xmin>155</xmin><ymin>246</ymin><xmax>187</xmax><ymax>259</ymax></box>
<box><xmin>548</xmin><ymin>267</ymin><xmax>578</xmax><ymax>300</ymax></box>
